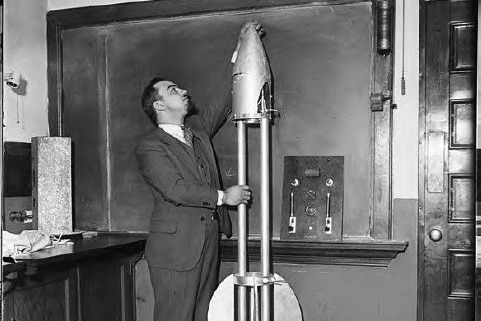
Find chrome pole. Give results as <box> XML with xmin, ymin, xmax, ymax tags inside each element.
<box><xmin>237</xmin><ymin>121</ymin><xmax>247</xmax><ymax>321</ymax></box>
<box><xmin>260</xmin><ymin>116</ymin><xmax>270</xmax><ymax>321</ymax></box>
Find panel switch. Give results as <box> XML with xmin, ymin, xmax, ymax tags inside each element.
<box><xmin>288</xmin><ymin>192</ymin><xmax>296</xmax><ymax>233</ymax></box>
<box><xmin>325</xmin><ymin>193</ymin><xmax>332</xmax><ymax>234</ymax></box>
<box><xmin>288</xmin><ymin>217</ymin><xmax>297</xmax><ymax>234</ymax></box>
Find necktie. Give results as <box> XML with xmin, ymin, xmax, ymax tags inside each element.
<box><xmin>182</xmin><ymin>126</ymin><xmax>193</xmax><ymax>148</ymax></box>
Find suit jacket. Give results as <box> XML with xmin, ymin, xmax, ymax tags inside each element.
<box><xmin>136</xmin><ymin>104</ymin><xmax>231</xmax><ymax>271</ymax></box>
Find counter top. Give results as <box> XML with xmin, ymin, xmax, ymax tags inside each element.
<box><xmin>3</xmin><ymin>233</ymin><xmax>147</xmax><ymax>274</ymax></box>
<box><xmin>3</xmin><ymin>232</ymin><xmax>408</xmax><ymax>273</ymax></box>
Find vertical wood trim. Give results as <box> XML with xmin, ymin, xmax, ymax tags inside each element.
<box><xmin>64</xmin><ymin>267</ymin><xmax>71</xmax><ymax>321</ymax></box>
<box><xmin>418</xmin><ymin>0</ymin><xmax>427</xmax><ymax>319</ymax></box>
<box><xmin>476</xmin><ymin>0</ymin><xmax>481</xmax><ymax>226</ymax></box>
<box><xmin>372</xmin><ymin>105</ymin><xmax>393</xmax><ymax>238</ymax></box>
<box><xmin>121</xmin><ymin>259</ymin><xmax>138</xmax><ymax>321</ymax></box>
<box><xmin>100</xmin><ymin>35</ymin><xmax>112</xmax><ymax>231</ymax></box>
<box><xmin>0</xmin><ymin>1</ymin><xmax>4</xmax><ymax>318</ymax></box>
<box><xmin>371</xmin><ymin>0</ymin><xmax>395</xmax><ymax>239</ymax></box>
<box><xmin>475</xmin><ymin>2</ymin><xmax>481</xmax><ymax>320</ymax></box>
<box><xmin>65</xmin><ymin>269</ymin><xmax>79</xmax><ymax>321</ymax></box>
<box><xmin>76</xmin><ymin>267</ymin><xmax>82</xmax><ymax>321</ymax></box>
<box><xmin>120</xmin><ymin>264</ymin><xmax>126</xmax><ymax>321</ymax></box>
<box><xmin>424</xmin><ymin>1</ymin><xmax>450</xmax><ymax>319</ymax></box>
<box><xmin>132</xmin><ymin>260</ymin><xmax>139</xmax><ymax>320</ymax></box>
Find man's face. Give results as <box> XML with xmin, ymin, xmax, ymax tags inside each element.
<box><xmin>153</xmin><ymin>80</ymin><xmax>190</xmax><ymax>117</ymax></box>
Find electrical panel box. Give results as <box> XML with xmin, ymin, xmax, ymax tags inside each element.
<box><xmin>280</xmin><ymin>156</ymin><xmax>344</xmax><ymax>241</ymax></box>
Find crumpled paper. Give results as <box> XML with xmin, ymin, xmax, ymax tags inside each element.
<box><xmin>3</xmin><ymin>230</ymin><xmax>52</xmax><ymax>257</ymax></box>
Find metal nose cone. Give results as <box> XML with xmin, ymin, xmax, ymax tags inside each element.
<box><xmin>231</xmin><ymin>21</ymin><xmax>272</xmax><ymax>122</ymax></box>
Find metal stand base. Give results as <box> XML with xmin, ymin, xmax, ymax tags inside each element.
<box><xmin>234</xmin><ymin>272</ymin><xmax>275</xmax><ymax>287</ymax></box>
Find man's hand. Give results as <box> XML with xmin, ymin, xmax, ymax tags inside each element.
<box><xmin>222</xmin><ymin>185</ymin><xmax>251</xmax><ymax>206</ymax></box>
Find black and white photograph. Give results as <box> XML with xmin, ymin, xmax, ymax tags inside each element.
<box><xmin>0</xmin><ymin>0</ymin><xmax>478</xmax><ymax>320</ymax></box>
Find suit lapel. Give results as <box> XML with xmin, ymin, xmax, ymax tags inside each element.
<box><xmin>191</xmin><ymin>129</ymin><xmax>221</xmax><ymax>188</ymax></box>
<box><xmin>154</xmin><ymin>128</ymin><xmax>202</xmax><ymax>182</ymax></box>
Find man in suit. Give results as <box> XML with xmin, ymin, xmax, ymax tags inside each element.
<box><xmin>137</xmin><ymin>77</ymin><xmax>251</xmax><ymax>321</ymax></box>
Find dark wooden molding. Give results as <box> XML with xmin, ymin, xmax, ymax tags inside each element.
<box><xmin>220</xmin><ymin>238</ymin><xmax>409</xmax><ymax>267</ymax></box>
<box><xmin>370</xmin><ymin>0</ymin><xmax>395</xmax><ymax>239</ymax></box>
<box><xmin>47</xmin><ymin>0</ymin><xmax>370</xmax><ymax>29</ymax></box>
<box><xmin>47</xmin><ymin>18</ymin><xmax>63</xmax><ymax>136</ymax></box>
<box><xmin>418</xmin><ymin>0</ymin><xmax>427</xmax><ymax>319</ymax></box>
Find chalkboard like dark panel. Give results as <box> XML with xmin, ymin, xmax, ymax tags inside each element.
<box><xmin>58</xmin><ymin>3</ymin><xmax>373</xmax><ymax>235</ymax></box>
<box><xmin>48</xmin><ymin>1</ymin><xmax>395</xmax><ymax>240</ymax></box>
<box><xmin>62</xmin><ymin>29</ymin><xmax>110</xmax><ymax>230</ymax></box>
<box><xmin>3</xmin><ymin>142</ymin><xmax>31</xmax><ymax>197</ymax></box>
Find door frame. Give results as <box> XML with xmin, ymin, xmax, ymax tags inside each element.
<box><xmin>419</xmin><ymin>1</ymin><xmax>478</xmax><ymax>320</ymax></box>
<box><xmin>418</xmin><ymin>1</ymin><xmax>427</xmax><ymax>319</ymax></box>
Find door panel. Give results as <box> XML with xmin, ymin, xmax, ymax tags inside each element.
<box><xmin>450</xmin><ymin>100</ymin><xmax>475</xmax><ymax>148</ymax></box>
<box><xmin>422</xmin><ymin>1</ymin><xmax>476</xmax><ymax>320</ymax></box>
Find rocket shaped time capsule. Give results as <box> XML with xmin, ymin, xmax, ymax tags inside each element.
<box><xmin>231</xmin><ymin>21</ymin><xmax>272</xmax><ymax>122</ymax></box>
<box><xmin>207</xmin><ymin>21</ymin><xmax>302</xmax><ymax>321</ymax></box>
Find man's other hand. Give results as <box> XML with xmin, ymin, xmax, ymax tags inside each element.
<box><xmin>223</xmin><ymin>185</ymin><xmax>251</xmax><ymax>206</ymax></box>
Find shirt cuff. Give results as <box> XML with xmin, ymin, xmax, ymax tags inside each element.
<box><xmin>217</xmin><ymin>190</ymin><xmax>224</xmax><ymax>206</ymax></box>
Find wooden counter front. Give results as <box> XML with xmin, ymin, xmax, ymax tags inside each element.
<box><xmin>2</xmin><ymin>233</ymin><xmax>147</xmax><ymax>321</ymax></box>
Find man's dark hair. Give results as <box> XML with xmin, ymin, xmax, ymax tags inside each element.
<box><xmin>141</xmin><ymin>77</ymin><xmax>165</xmax><ymax>126</ymax></box>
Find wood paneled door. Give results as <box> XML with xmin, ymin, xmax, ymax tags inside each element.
<box><xmin>420</xmin><ymin>0</ymin><xmax>476</xmax><ymax>320</ymax></box>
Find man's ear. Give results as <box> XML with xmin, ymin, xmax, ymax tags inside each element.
<box><xmin>153</xmin><ymin>100</ymin><xmax>166</xmax><ymax>112</ymax></box>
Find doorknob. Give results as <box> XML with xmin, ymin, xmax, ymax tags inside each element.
<box><xmin>429</xmin><ymin>229</ymin><xmax>443</xmax><ymax>242</ymax></box>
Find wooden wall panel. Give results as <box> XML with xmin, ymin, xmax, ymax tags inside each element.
<box><xmin>447</xmin><ymin>297</ymin><xmax>474</xmax><ymax>321</ymax></box>
<box><xmin>9</xmin><ymin>269</ymin><xmax>78</xmax><ymax>321</ymax></box>
<box><xmin>448</xmin><ymin>250</ymin><xmax>474</xmax><ymax>297</ymax></box>
<box><xmin>448</xmin><ymin>175</ymin><xmax>474</xmax><ymax>223</ymax></box>
<box><xmin>79</xmin><ymin>261</ymin><xmax>124</xmax><ymax>321</ymax></box>
<box><xmin>450</xmin><ymin>23</ymin><xmax>476</xmax><ymax>72</ymax></box>
<box><xmin>449</xmin><ymin>100</ymin><xmax>474</xmax><ymax>148</ymax></box>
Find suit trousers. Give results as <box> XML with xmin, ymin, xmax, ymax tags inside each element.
<box><xmin>148</xmin><ymin>217</ymin><xmax>220</xmax><ymax>321</ymax></box>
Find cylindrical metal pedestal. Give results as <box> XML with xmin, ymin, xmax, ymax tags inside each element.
<box><xmin>260</xmin><ymin>117</ymin><xmax>271</xmax><ymax>321</ymax></box>
<box><xmin>235</xmin><ymin>115</ymin><xmax>272</xmax><ymax>321</ymax></box>
<box><xmin>237</xmin><ymin>122</ymin><xmax>248</xmax><ymax>321</ymax></box>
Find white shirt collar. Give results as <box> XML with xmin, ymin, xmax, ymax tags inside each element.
<box><xmin>158</xmin><ymin>124</ymin><xmax>186</xmax><ymax>144</ymax></box>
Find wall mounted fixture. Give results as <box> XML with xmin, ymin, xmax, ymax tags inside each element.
<box><xmin>376</xmin><ymin>0</ymin><xmax>392</xmax><ymax>56</ymax></box>
<box><xmin>3</xmin><ymin>71</ymin><xmax>21</xmax><ymax>89</ymax></box>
